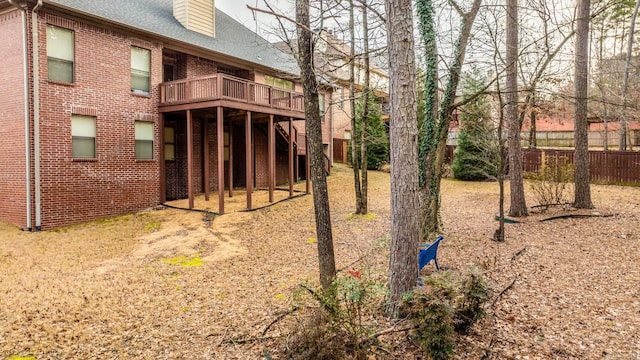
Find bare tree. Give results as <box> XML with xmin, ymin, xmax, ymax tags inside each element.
<box><xmin>573</xmin><ymin>0</ymin><xmax>593</xmax><ymax>209</ymax></box>
<box><xmin>359</xmin><ymin>1</ymin><xmax>370</xmax><ymax>214</ymax></box>
<box><xmin>416</xmin><ymin>0</ymin><xmax>439</xmax><ymax>244</ymax></box>
<box><xmin>348</xmin><ymin>0</ymin><xmax>364</xmax><ymax>214</ymax></box>
<box><xmin>506</xmin><ymin>0</ymin><xmax>527</xmax><ymax>217</ymax></box>
<box><xmin>385</xmin><ymin>0</ymin><xmax>420</xmax><ymax>318</ymax></box>
<box><xmin>296</xmin><ymin>0</ymin><xmax>337</xmax><ymax>290</ymax></box>
<box><xmin>417</xmin><ymin>0</ymin><xmax>482</xmax><ymax>242</ymax></box>
<box><xmin>619</xmin><ymin>0</ymin><xmax>640</xmax><ymax>150</ymax></box>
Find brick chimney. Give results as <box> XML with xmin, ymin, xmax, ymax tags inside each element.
<box><xmin>173</xmin><ymin>0</ymin><xmax>215</xmax><ymax>37</ymax></box>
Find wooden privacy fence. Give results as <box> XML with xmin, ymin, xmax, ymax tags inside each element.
<box><xmin>445</xmin><ymin>146</ymin><xmax>640</xmax><ymax>185</ymax></box>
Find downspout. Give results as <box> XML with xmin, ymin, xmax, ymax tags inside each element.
<box><xmin>32</xmin><ymin>0</ymin><xmax>43</xmax><ymax>230</ymax></box>
<box><xmin>8</xmin><ymin>0</ymin><xmax>32</xmax><ymax>231</ymax></box>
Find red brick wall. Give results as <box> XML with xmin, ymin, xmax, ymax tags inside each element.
<box><xmin>0</xmin><ymin>10</ymin><xmax>28</xmax><ymax>228</ymax></box>
<box><xmin>36</xmin><ymin>12</ymin><xmax>161</xmax><ymax>229</ymax></box>
<box><xmin>185</xmin><ymin>55</ymin><xmax>217</xmax><ymax>78</ymax></box>
<box><xmin>253</xmin><ymin>124</ymin><xmax>291</xmax><ymax>188</ymax></box>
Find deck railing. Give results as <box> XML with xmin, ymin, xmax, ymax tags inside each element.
<box><xmin>159</xmin><ymin>73</ymin><xmax>305</xmax><ymax>113</ymax></box>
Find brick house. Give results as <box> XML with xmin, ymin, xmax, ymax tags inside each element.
<box><xmin>0</xmin><ymin>0</ymin><xmax>331</xmax><ymax>230</ymax></box>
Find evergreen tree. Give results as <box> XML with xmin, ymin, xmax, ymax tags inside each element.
<box><xmin>353</xmin><ymin>93</ymin><xmax>389</xmax><ymax>170</ymax></box>
<box><xmin>452</xmin><ymin>70</ymin><xmax>499</xmax><ymax>181</ymax></box>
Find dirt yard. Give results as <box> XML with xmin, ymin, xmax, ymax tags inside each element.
<box><xmin>1</xmin><ymin>164</ymin><xmax>639</xmax><ymax>359</ymax></box>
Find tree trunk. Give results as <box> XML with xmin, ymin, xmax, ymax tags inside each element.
<box><xmin>416</xmin><ymin>0</ymin><xmax>481</xmax><ymax>241</ymax></box>
<box><xmin>529</xmin><ymin>95</ymin><xmax>537</xmax><ymax>149</ymax></box>
<box><xmin>349</xmin><ymin>0</ymin><xmax>363</xmax><ymax>214</ymax></box>
<box><xmin>506</xmin><ymin>0</ymin><xmax>527</xmax><ymax>217</ymax></box>
<box><xmin>416</xmin><ymin>0</ymin><xmax>439</xmax><ymax>242</ymax></box>
<box><xmin>494</xmin><ymin>55</ymin><xmax>506</xmax><ymax>242</ymax></box>
<box><xmin>574</xmin><ymin>0</ymin><xmax>593</xmax><ymax>209</ymax></box>
<box><xmin>425</xmin><ymin>0</ymin><xmax>482</xmax><ymax>232</ymax></box>
<box><xmin>360</xmin><ymin>2</ymin><xmax>370</xmax><ymax>214</ymax></box>
<box><xmin>296</xmin><ymin>0</ymin><xmax>336</xmax><ymax>290</ymax></box>
<box><xmin>385</xmin><ymin>0</ymin><xmax>419</xmax><ymax>319</ymax></box>
<box><xmin>619</xmin><ymin>0</ymin><xmax>640</xmax><ymax>151</ymax></box>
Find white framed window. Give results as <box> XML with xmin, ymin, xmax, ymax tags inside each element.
<box><xmin>264</xmin><ymin>75</ymin><xmax>293</xmax><ymax>90</ymax></box>
<box><xmin>72</xmin><ymin>115</ymin><xmax>96</xmax><ymax>158</ymax></box>
<box><xmin>135</xmin><ymin>121</ymin><xmax>154</xmax><ymax>159</ymax></box>
<box><xmin>131</xmin><ymin>46</ymin><xmax>151</xmax><ymax>94</ymax></box>
<box><xmin>47</xmin><ymin>25</ymin><xmax>74</xmax><ymax>83</ymax></box>
<box><xmin>164</xmin><ymin>127</ymin><xmax>175</xmax><ymax>161</ymax></box>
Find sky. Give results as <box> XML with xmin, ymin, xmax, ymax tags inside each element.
<box><xmin>216</xmin><ymin>0</ymin><xmax>291</xmax><ymax>41</ymax></box>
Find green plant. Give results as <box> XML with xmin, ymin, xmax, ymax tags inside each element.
<box><xmin>453</xmin><ymin>268</ymin><xmax>489</xmax><ymax>334</ymax></box>
<box><xmin>526</xmin><ymin>155</ymin><xmax>574</xmax><ymax>209</ymax></box>
<box><xmin>404</xmin><ymin>269</ymin><xmax>489</xmax><ymax>359</ymax></box>
<box><xmin>351</xmin><ymin>93</ymin><xmax>389</xmax><ymax>170</ymax></box>
<box><xmin>285</xmin><ymin>272</ymin><xmax>387</xmax><ymax>359</ymax></box>
<box><xmin>451</xmin><ymin>68</ymin><xmax>499</xmax><ymax>181</ymax></box>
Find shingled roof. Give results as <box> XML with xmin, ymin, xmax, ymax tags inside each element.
<box><xmin>46</xmin><ymin>0</ymin><xmax>299</xmax><ymax>76</ymax></box>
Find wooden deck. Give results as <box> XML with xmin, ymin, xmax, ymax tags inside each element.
<box><xmin>159</xmin><ymin>73</ymin><xmax>305</xmax><ymax>117</ymax></box>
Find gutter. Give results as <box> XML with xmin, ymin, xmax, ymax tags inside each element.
<box><xmin>8</xmin><ymin>0</ymin><xmax>31</xmax><ymax>231</ymax></box>
<box><xmin>32</xmin><ymin>0</ymin><xmax>43</xmax><ymax>230</ymax></box>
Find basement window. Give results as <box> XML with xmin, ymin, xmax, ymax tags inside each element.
<box><xmin>135</xmin><ymin>121</ymin><xmax>154</xmax><ymax>159</ymax></box>
<box><xmin>47</xmin><ymin>25</ymin><xmax>74</xmax><ymax>83</ymax></box>
<box><xmin>72</xmin><ymin>115</ymin><xmax>96</xmax><ymax>159</ymax></box>
<box><xmin>131</xmin><ymin>46</ymin><xmax>151</xmax><ymax>95</ymax></box>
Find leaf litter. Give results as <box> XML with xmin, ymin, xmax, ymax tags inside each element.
<box><xmin>0</xmin><ymin>164</ymin><xmax>638</xmax><ymax>359</ymax></box>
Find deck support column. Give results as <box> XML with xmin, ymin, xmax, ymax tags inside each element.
<box><xmin>229</xmin><ymin>125</ymin><xmax>233</xmax><ymax>198</ymax></box>
<box><xmin>289</xmin><ymin>117</ymin><xmax>294</xmax><ymax>197</ymax></box>
<box><xmin>217</xmin><ymin>107</ymin><xmax>224</xmax><ymax>214</ymax></box>
<box><xmin>203</xmin><ymin>118</ymin><xmax>210</xmax><ymax>201</ymax></box>
<box><xmin>268</xmin><ymin>114</ymin><xmax>275</xmax><ymax>203</ymax></box>
<box><xmin>187</xmin><ymin>110</ymin><xmax>194</xmax><ymax>209</ymax></box>
<box><xmin>245</xmin><ymin>111</ymin><xmax>252</xmax><ymax>210</ymax></box>
<box><xmin>160</xmin><ymin>113</ymin><xmax>166</xmax><ymax>203</ymax></box>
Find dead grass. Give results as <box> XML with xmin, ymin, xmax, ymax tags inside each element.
<box><xmin>0</xmin><ymin>163</ymin><xmax>639</xmax><ymax>359</ymax></box>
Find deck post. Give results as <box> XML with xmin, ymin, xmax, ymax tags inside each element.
<box><xmin>203</xmin><ymin>118</ymin><xmax>210</xmax><ymax>201</ymax></box>
<box><xmin>216</xmin><ymin>75</ymin><xmax>223</xmax><ymax>98</ymax></box>
<box><xmin>187</xmin><ymin>110</ymin><xmax>194</xmax><ymax>209</ymax></box>
<box><xmin>268</xmin><ymin>114</ymin><xmax>274</xmax><ymax>203</ymax></box>
<box><xmin>160</xmin><ymin>113</ymin><xmax>166</xmax><ymax>203</ymax></box>
<box><xmin>229</xmin><ymin>125</ymin><xmax>233</xmax><ymax>198</ymax></box>
<box><xmin>246</xmin><ymin>111</ymin><xmax>252</xmax><ymax>210</ymax></box>
<box><xmin>217</xmin><ymin>106</ymin><xmax>225</xmax><ymax>214</ymax></box>
<box><xmin>289</xmin><ymin>117</ymin><xmax>294</xmax><ymax>197</ymax></box>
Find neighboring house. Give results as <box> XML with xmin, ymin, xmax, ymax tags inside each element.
<box><xmin>276</xmin><ymin>29</ymin><xmax>390</xmax><ymax>164</ymax></box>
<box><xmin>0</xmin><ymin>0</ymin><xmax>330</xmax><ymax>230</ymax></box>
<box><xmin>520</xmin><ymin>116</ymin><xmax>640</xmax><ymax>149</ymax></box>
<box><xmin>447</xmin><ymin>97</ymin><xmax>639</xmax><ymax>149</ymax></box>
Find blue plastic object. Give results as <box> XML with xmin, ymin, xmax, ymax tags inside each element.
<box><xmin>419</xmin><ymin>235</ymin><xmax>444</xmax><ymax>272</ymax></box>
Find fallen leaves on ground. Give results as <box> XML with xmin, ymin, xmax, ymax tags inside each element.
<box><xmin>0</xmin><ymin>164</ymin><xmax>639</xmax><ymax>359</ymax></box>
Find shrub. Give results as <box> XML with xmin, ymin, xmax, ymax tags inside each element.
<box><xmin>526</xmin><ymin>155</ymin><xmax>574</xmax><ymax>210</ymax></box>
<box><xmin>404</xmin><ymin>269</ymin><xmax>489</xmax><ymax>360</ymax></box>
<box><xmin>284</xmin><ymin>273</ymin><xmax>387</xmax><ymax>359</ymax></box>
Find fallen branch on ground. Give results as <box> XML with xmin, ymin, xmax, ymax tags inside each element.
<box><xmin>540</xmin><ymin>213</ymin><xmax>614</xmax><ymax>222</ymax></box>
<box><xmin>511</xmin><ymin>247</ymin><xmax>526</xmax><ymax>262</ymax></box>
<box><xmin>492</xmin><ymin>276</ymin><xmax>517</xmax><ymax>308</ymax></box>
<box><xmin>262</xmin><ymin>306</ymin><xmax>299</xmax><ymax>336</ymax></box>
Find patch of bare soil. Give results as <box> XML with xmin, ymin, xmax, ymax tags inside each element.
<box><xmin>0</xmin><ymin>164</ymin><xmax>639</xmax><ymax>359</ymax></box>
